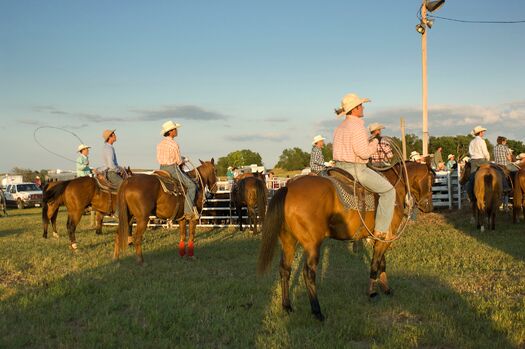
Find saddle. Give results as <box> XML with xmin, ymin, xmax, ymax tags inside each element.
<box><xmin>319</xmin><ymin>167</ymin><xmax>376</xmax><ymax>211</ymax></box>
<box><xmin>94</xmin><ymin>171</ymin><xmax>119</xmax><ymax>194</ymax></box>
<box><xmin>153</xmin><ymin>170</ymin><xmax>185</xmax><ymax>196</ymax></box>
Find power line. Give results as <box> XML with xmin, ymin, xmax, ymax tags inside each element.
<box><xmin>428</xmin><ymin>15</ymin><xmax>525</xmax><ymax>24</ymax></box>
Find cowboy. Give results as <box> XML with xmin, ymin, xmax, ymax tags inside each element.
<box><xmin>368</xmin><ymin>122</ymin><xmax>393</xmax><ymax>165</ymax></box>
<box><xmin>333</xmin><ymin>93</ymin><xmax>395</xmax><ymax>239</ymax></box>
<box><xmin>310</xmin><ymin>135</ymin><xmax>328</xmax><ymax>174</ymax></box>
<box><xmin>468</xmin><ymin>125</ymin><xmax>490</xmax><ymax>173</ymax></box>
<box><xmin>445</xmin><ymin>154</ymin><xmax>456</xmax><ymax>171</ymax></box>
<box><xmin>494</xmin><ymin>136</ymin><xmax>518</xmax><ymax>172</ymax></box>
<box><xmin>102</xmin><ymin>129</ymin><xmax>124</xmax><ymax>188</ymax></box>
<box><xmin>76</xmin><ymin>144</ymin><xmax>91</xmax><ymax>177</ymax></box>
<box><xmin>156</xmin><ymin>120</ymin><xmax>198</xmax><ymax>220</ymax></box>
<box><xmin>515</xmin><ymin>153</ymin><xmax>525</xmax><ymax>168</ymax></box>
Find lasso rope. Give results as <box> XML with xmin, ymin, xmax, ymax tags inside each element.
<box><xmin>33</xmin><ymin>126</ymin><xmax>85</xmax><ymax>164</ymax></box>
<box><xmin>351</xmin><ymin>136</ymin><xmax>414</xmax><ymax>243</ymax></box>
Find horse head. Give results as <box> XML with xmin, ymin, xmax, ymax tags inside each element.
<box><xmin>198</xmin><ymin>158</ymin><xmax>218</xmax><ymax>194</ymax></box>
<box><xmin>406</xmin><ymin>161</ymin><xmax>435</xmax><ymax>213</ymax></box>
<box><xmin>459</xmin><ymin>160</ymin><xmax>471</xmax><ymax>185</ymax></box>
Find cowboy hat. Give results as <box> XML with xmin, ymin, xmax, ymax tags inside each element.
<box><xmin>160</xmin><ymin>121</ymin><xmax>181</xmax><ymax>136</ymax></box>
<box><xmin>336</xmin><ymin>93</ymin><xmax>371</xmax><ymax>118</ymax></box>
<box><xmin>410</xmin><ymin>151</ymin><xmax>420</xmax><ymax>157</ymax></box>
<box><xmin>461</xmin><ymin>156</ymin><xmax>470</xmax><ymax>162</ymax></box>
<box><xmin>368</xmin><ymin>122</ymin><xmax>385</xmax><ymax>133</ymax></box>
<box><xmin>77</xmin><ymin>144</ymin><xmax>91</xmax><ymax>152</ymax></box>
<box><xmin>447</xmin><ymin>154</ymin><xmax>454</xmax><ymax>160</ymax></box>
<box><xmin>471</xmin><ymin>125</ymin><xmax>487</xmax><ymax>136</ymax></box>
<box><xmin>102</xmin><ymin>129</ymin><xmax>116</xmax><ymax>142</ymax></box>
<box><xmin>312</xmin><ymin>135</ymin><xmax>326</xmax><ymax>145</ymax></box>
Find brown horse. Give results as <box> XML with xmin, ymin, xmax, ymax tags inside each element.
<box><xmin>257</xmin><ymin>162</ymin><xmax>434</xmax><ymax>321</ymax></box>
<box><xmin>42</xmin><ymin>171</ymin><xmax>131</xmax><ymax>250</ymax></box>
<box><xmin>513</xmin><ymin>168</ymin><xmax>525</xmax><ymax>223</ymax></box>
<box><xmin>113</xmin><ymin>159</ymin><xmax>217</xmax><ymax>264</ymax></box>
<box><xmin>460</xmin><ymin>162</ymin><xmax>503</xmax><ymax>231</ymax></box>
<box><xmin>232</xmin><ymin>174</ymin><xmax>267</xmax><ymax>234</ymax></box>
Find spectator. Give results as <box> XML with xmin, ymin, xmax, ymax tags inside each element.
<box><xmin>368</xmin><ymin>123</ymin><xmax>393</xmax><ymax>165</ymax></box>
<box><xmin>446</xmin><ymin>154</ymin><xmax>456</xmax><ymax>170</ymax></box>
<box><xmin>432</xmin><ymin>146</ymin><xmax>444</xmax><ymax>169</ymax></box>
<box><xmin>34</xmin><ymin>176</ymin><xmax>42</xmax><ymax>188</ymax></box>
<box><xmin>410</xmin><ymin>151</ymin><xmax>422</xmax><ymax>163</ymax></box>
<box><xmin>310</xmin><ymin>135</ymin><xmax>327</xmax><ymax>174</ymax></box>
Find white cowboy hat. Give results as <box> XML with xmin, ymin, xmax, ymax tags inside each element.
<box><xmin>410</xmin><ymin>151</ymin><xmax>420</xmax><ymax>157</ymax></box>
<box><xmin>447</xmin><ymin>154</ymin><xmax>454</xmax><ymax>160</ymax></box>
<box><xmin>77</xmin><ymin>144</ymin><xmax>91</xmax><ymax>152</ymax></box>
<box><xmin>312</xmin><ymin>135</ymin><xmax>326</xmax><ymax>145</ymax></box>
<box><xmin>160</xmin><ymin>121</ymin><xmax>181</xmax><ymax>136</ymax></box>
<box><xmin>471</xmin><ymin>125</ymin><xmax>487</xmax><ymax>136</ymax></box>
<box><xmin>336</xmin><ymin>93</ymin><xmax>371</xmax><ymax>118</ymax></box>
<box><xmin>368</xmin><ymin>122</ymin><xmax>385</xmax><ymax>133</ymax></box>
<box><xmin>517</xmin><ymin>153</ymin><xmax>525</xmax><ymax>160</ymax></box>
<box><xmin>462</xmin><ymin>156</ymin><xmax>470</xmax><ymax>162</ymax></box>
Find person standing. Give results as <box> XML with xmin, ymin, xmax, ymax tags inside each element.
<box><xmin>432</xmin><ymin>146</ymin><xmax>444</xmax><ymax>169</ymax></box>
<box><xmin>102</xmin><ymin>129</ymin><xmax>124</xmax><ymax>188</ymax></box>
<box><xmin>368</xmin><ymin>123</ymin><xmax>393</xmax><ymax>165</ymax></box>
<box><xmin>156</xmin><ymin>121</ymin><xmax>198</xmax><ymax>220</ymax></box>
<box><xmin>333</xmin><ymin>93</ymin><xmax>395</xmax><ymax>239</ymax></box>
<box><xmin>468</xmin><ymin>126</ymin><xmax>490</xmax><ymax>173</ymax></box>
<box><xmin>76</xmin><ymin>144</ymin><xmax>91</xmax><ymax>177</ymax></box>
<box><xmin>310</xmin><ymin>135</ymin><xmax>328</xmax><ymax>174</ymax></box>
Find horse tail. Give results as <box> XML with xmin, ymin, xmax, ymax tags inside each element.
<box><xmin>117</xmin><ymin>183</ymin><xmax>130</xmax><ymax>252</ymax></box>
<box><xmin>475</xmin><ymin>172</ymin><xmax>493</xmax><ymax>212</ymax></box>
<box><xmin>257</xmin><ymin>186</ymin><xmax>287</xmax><ymax>275</ymax></box>
<box><xmin>256</xmin><ymin>180</ymin><xmax>268</xmax><ymax>223</ymax></box>
<box><xmin>515</xmin><ymin>172</ymin><xmax>523</xmax><ymax>209</ymax></box>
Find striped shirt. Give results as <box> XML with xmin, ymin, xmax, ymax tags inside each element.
<box><xmin>468</xmin><ymin>136</ymin><xmax>490</xmax><ymax>161</ymax></box>
<box><xmin>370</xmin><ymin>139</ymin><xmax>393</xmax><ymax>163</ymax></box>
<box><xmin>333</xmin><ymin>116</ymin><xmax>379</xmax><ymax>164</ymax></box>
<box><xmin>493</xmin><ymin>144</ymin><xmax>511</xmax><ymax>166</ymax></box>
<box><xmin>310</xmin><ymin>146</ymin><xmax>326</xmax><ymax>173</ymax></box>
<box><xmin>157</xmin><ymin>137</ymin><xmax>182</xmax><ymax>165</ymax></box>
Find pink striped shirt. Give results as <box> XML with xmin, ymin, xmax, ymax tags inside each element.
<box><xmin>333</xmin><ymin>116</ymin><xmax>379</xmax><ymax>164</ymax></box>
<box><xmin>156</xmin><ymin>137</ymin><xmax>182</xmax><ymax>165</ymax></box>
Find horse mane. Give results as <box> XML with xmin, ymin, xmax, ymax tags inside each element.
<box><xmin>43</xmin><ymin>180</ymin><xmax>71</xmax><ymax>203</ymax></box>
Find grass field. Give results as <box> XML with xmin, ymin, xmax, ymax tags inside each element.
<box><xmin>1</xmin><ymin>207</ymin><xmax>524</xmax><ymax>348</ymax></box>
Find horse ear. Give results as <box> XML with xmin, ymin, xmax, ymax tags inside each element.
<box><xmin>199</xmin><ymin>159</ymin><xmax>204</xmax><ymax>165</ymax></box>
<box><xmin>211</xmin><ymin>158</ymin><xmax>214</xmax><ymax>165</ymax></box>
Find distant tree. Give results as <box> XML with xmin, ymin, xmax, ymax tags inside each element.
<box><xmin>11</xmin><ymin>167</ymin><xmax>37</xmax><ymax>182</ymax></box>
<box><xmin>275</xmin><ymin>147</ymin><xmax>310</xmax><ymax>170</ymax></box>
<box><xmin>506</xmin><ymin>139</ymin><xmax>525</xmax><ymax>156</ymax></box>
<box><xmin>216</xmin><ymin>149</ymin><xmax>263</xmax><ymax>176</ymax></box>
<box><xmin>321</xmin><ymin>142</ymin><xmax>333</xmax><ymax>162</ymax></box>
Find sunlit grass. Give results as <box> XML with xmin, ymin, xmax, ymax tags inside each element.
<box><xmin>1</xmin><ymin>207</ymin><xmax>524</xmax><ymax>348</ymax></box>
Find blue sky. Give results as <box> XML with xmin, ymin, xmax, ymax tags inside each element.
<box><xmin>1</xmin><ymin>0</ymin><xmax>524</xmax><ymax>172</ymax></box>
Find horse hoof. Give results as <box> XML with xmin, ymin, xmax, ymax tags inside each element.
<box><xmin>313</xmin><ymin>311</ymin><xmax>325</xmax><ymax>322</ymax></box>
<box><xmin>369</xmin><ymin>292</ymin><xmax>380</xmax><ymax>302</ymax></box>
<box><xmin>52</xmin><ymin>232</ymin><xmax>59</xmax><ymax>239</ymax></box>
<box><xmin>283</xmin><ymin>304</ymin><xmax>293</xmax><ymax>313</ymax></box>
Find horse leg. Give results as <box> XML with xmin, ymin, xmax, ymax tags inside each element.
<box><xmin>250</xmin><ymin>207</ymin><xmax>257</xmax><ymax>235</ymax></box>
<box><xmin>236</xmin><ymin>204</ymin><xmax>243</xmax><ymax>232</ymax></box>
<box><xmin>491</xmin><ymin>209</ymin><xmax>496</xmax><ymax>230</ymax></box>
<box><xmin>127</xmin><ymin>216</ymin><xmax>134</xmax><ymax>245</ymax></box>
<box><xmin>187</xmin><ymin>219</ymin><xmax>197</xmax><ymax>257</ymax></box>
<box><xmin>67</xmin><ymin>211</ymin><xmax>82</xmax><ymax>251</ymax></box>
<box><xmin>303</xmin><ymin>245</ymin><xmax>324</xmax><ymax>321</ymax></box>
<box><xmin>95</xmin><ymin>211</ymin><xmax>104</xmax><ymax>235</ymax></box>
<box><xmin>369</xmin><ymin>242</ymin><xmax>390</xmax><ymax>300</ymax></box>
<box><xmin>377</xmin><ymin>254</ymin><xmax>393</xmax><ymax>295</ymax></box>
<box><xmin>51</xmin><ymin>208</ymin><xmax>59</xmax><ymax>238</ymax></box>
<box><xmin>178</xmin><ymin>219</ymin><xmax>187</xmax><ymax>257</ymax></box>
<box><xmin>279</xmin><ymin>232</ymin><xmax>297</xmax><ymax>314</ymax></box>
<box><xmin>133</xmin><ymin>218</ymin><xmax>148</xmax><ymax>265</ymax></box>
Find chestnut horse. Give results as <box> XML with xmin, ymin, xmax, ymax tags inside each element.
<box><xmin>231</xmin><ymin>173</ymin><xmax>267</xmax><ymax>234</ymax></box>
<box><xmin>113</xmin><ymin>159</ymin><xmax>217</xmax><ymax>264</ymax></box>
<box><xmin>257</xmin><ymin>162</ymin><xmax>434</xmax><ymax>321</ymax></box>
<box><xmin>460</xmin><ymin>162</ymin><xmax>503</xmax><ymax>231</ymax></box>
<box><xmin>513</xmin><ymin>167</ymin><xmax>525</xmax><ymax>223</ymax></box>
<box><xmin>42</xmin><ymin>171</ymin><xmax>131</xmax><ymax>250</ymax></box>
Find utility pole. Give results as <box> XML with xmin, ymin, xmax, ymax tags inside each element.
<box><xmin>400</xmin><ymin>117</ymin><xmax>407</xmax><ymax>160</ymax></box>
<box><xmin>421</xmin><ymin>1</ymin><xmax>429</xmax><ymax>156</ymax></box>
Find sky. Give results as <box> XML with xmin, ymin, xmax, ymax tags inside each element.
<box><xmin>1</xmin><ymin>0</ymin><xmax>524</xmax><ymax>172</ymax></box>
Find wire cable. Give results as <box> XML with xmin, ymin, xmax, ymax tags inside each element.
<box><xmin>428</xmin><ymin>14</ymin><xmax>525</xmax><ymax>24</ymax></box>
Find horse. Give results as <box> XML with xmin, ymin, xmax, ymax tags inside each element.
<box><xmin>231</xmin><ymin>174</ymin><xmax>267</xmax><ymax>234</ymax></box>
<box><xmin>42</xmin><ymin>169</ymin><xmax>132</xmax><ymax>250</ymax></box>
<box><xmin>113</xmin><ymin>159</ymin><xmax>217</xmax><ymax>264</ymax></box>
<box><xmin>0</xmin><ymin>187</ymin><xmax>7</xmax><ymax>217</ymax></box>
<box><xmin>257</xmin><ymin>161</ymin><xmax>435</xmax><ymax>321</ymax></box>
<box><xmin>513</xmin><ymin>168</ymin><xmax>525</xmax><ymax>223</ymax></box>
<box><xmin>460</xmin><ymin>162</ymin><xmax>503</xmax><ymax>231</ymax></box>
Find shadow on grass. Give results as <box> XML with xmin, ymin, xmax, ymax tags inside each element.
<box><xmin>0</xmin><ymin>228</ymin><xmax>517</xmax><ymax>348</ymax></box>
<box><xmin>443</xmin><ymin>206</ymin><xmax>525</xmax><ymax>262</ymax></box>
<box><xmin>0</xmin><ymin>227</ymin><xmax>27</xmax><ymax>238</ymax></box>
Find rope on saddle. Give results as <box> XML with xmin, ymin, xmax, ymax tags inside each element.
<box><xmin>323</xmin><ymin>175</ymin><xmax>375</xmax><ymax>211</ymax></box>
<box><xmin>153</xmin><ymin>174</ymin><xmax>184</xmax><ymax>196</ymax></box>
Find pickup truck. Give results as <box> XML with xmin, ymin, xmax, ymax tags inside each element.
<box><xmin>5</xmin><ymin>183</ymin><xmax>43</xmax><ymax>209</ymax></box>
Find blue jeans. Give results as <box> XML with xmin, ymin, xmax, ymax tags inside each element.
<box><xmin>160</xmin><ymin>164</ymin><xmax>196</xmax><ymax>215</ymax></box>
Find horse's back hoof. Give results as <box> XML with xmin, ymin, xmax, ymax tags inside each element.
<box><xmin>313</xmin><ymin>311</ymin><xmax>325</xmax><ymax>322</ymax></box>
<box><xmin>283</xmin><ymin>304</ymin><xmax>293</xmax><ymax>313</ymax></box>
<box><xmin>52</xmin><ymin>232</ymin><xmax>59</xmax><ymax>239</ymax></box>
<box><xmin>369</xmin><ymin>292</ymin><xmax>380</xmax><ymax>302</ymax></box>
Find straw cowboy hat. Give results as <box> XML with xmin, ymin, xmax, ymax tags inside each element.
<box><xmin>312</xmin><ymin>135</ymin><xmax>326</xmax><ymax>145</ymax></box>
<box><xmin>447</xmin><ymin>154</ymin><xmax>455</xmax><ymax>160</ymax></box>
<box><xmin>160</xmin><ymin>121</ymin><xmax>181</xmax><ymax>136</ymax></box>
<box><xmin>102</xmin><ymin>129</ymin><xmax>116</xmax><ymax>142</ymax></box>
<box><xmin>368</xmin><ymin>122</ymin><xmax>385</xmax><ymax>133</ymax></box>
<box><xmin>336</xmin><ymin>93</ymin><xmax>371</xmax><ymax>117</ymax></box>
<box><xmin>77</xmin><ymin>144</ymin><xmax>91</xmax><ymax>152</ymax></box>
<box><xmin>471</xmin><ymin>125</ymin><xmax>487</xmax><ymax>136</ymax></box>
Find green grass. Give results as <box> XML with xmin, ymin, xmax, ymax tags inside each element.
<box><xmin>1</xmin><ymin>207</ymin><xmax>524</xmax><ymax>348</ymax></box>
